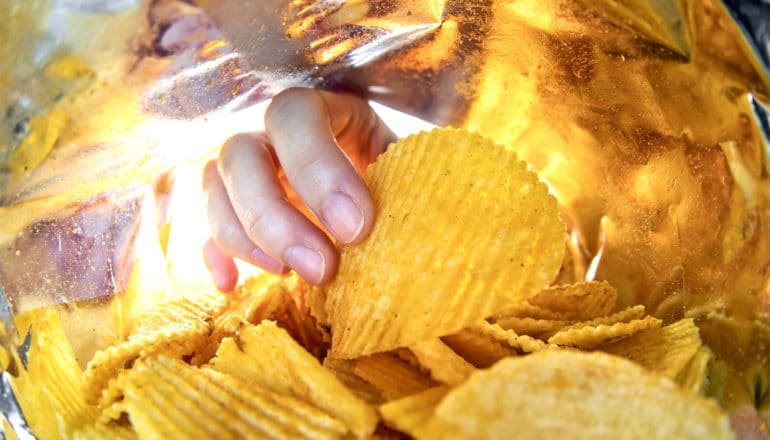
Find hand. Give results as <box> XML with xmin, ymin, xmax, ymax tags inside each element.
<box><xmin>202</xmin><ymin>88</ymin><xmax>396</xmax><ymax>290</ymax></box>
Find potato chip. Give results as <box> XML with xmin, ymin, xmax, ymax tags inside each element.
<box><xmin>420</xmin><ymin>351</ymin><xmax>732</xmax><ymax>439</ymax></box>
<box><xmin>560</xmin><ymin>304</ymin><xmax>647</xmax><ymax>331</ymax></box>
<box><xmin>379</xmin><ymin>386</ymin><xmax>450</xmax><ymax>435</ymax></box>
<box><xmin>476</xmin><ymin>321</ymin><xmax>553</xmax><ymax>353</ymax></box>
<box><xmin>442</xmin><ymin>329</ymin><xmax>518</xmax><ymax>368</ymax></box>
<box><xmin>493</xmin><ymin>316</ymin><xmax>569</xmax><ymax>338</ymax></box>
<box><xmin>410</xmin><ymin>339</ymin><xmax>476</xmax><ymax>385</ymax></box>
<box><xmin>8</xmin><ymin>309</ymin><xmax>96</xmax><ymax>439</ymax></box>
<box><xmin>119</xmin><ymin>354</ymin><xmax>347</xmax><ymax>439</ymax></box>
<box><xmin>351</xmin><ymin>353</ymin><xmax>438</xmax><ymax>401</ymax></box>
<box><xmin>327</xmin><ymin>127</ymin><xmax>564</xmax><ymax>357</ymax></box>
<box><xmin>600</xmin><ymin>318</ymin><xmax>703</xmax><ymax>380</ymax></box>
<box><xmin>208</xmin><ymin>321</ymin><xmax>378</xmax><ymax>437</ymax></box>
<box><xmin>548</xmin><ymin>315</ymin><xmax>662</xmax><ymax>349</ymax></box>
<box><xmin>491</xmin><ymin>301</ymin><xmax>565</xmax><ymax>321</ymax></box>
<box><xmin>323</xmin><ymin>357</ymin><xmax>385</xmax><ymax>405</ymax></box>
<box><xmin>676</xmin><ymin>346</ymin><xmax>713</xmax><ymax>395</ymax></box>
<box><xmin>528</xmin><ymin>281</ymin><xmax>617</xmax><ymax>321</ymax></box>
<box><xmin>72</xmin><ymin>422</ymin><xmax>137</xmax><ymax>440</ymax></box>
<box><xmin>83</xmin><ymin>290</ymin><xmax>225</xmax><ymax>404</ymax></box>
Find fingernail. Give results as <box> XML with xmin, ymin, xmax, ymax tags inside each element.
<box><xmin>323</xmin><ymin>192</ymin><xmax>364</xmax><ymax>244</ymax></box>
<box><xmin>250</xmin><ymin>248</ymin><xmax>288</xmax><ymax>274</ymax></box>
<box><xmin>285</xmin><ymin>246</ymin><xmax>325</xmax><ymax>284</ymax></box>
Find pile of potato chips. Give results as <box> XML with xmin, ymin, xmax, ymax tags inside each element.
<box><xmin>3</xmin><ymin>128</ymin><xmax>733</xmax><ymax>438</ymax></box>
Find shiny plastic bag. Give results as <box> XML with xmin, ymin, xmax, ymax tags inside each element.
<box><xmin>1</xmin><ymin>0</ymin><xmax>769</xmax><ymax>436</ymax></box>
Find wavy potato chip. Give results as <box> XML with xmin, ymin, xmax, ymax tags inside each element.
<box><xmin>327</xmin><ymin>128</ymin><xmax>564</xmax><ymax>357</ymax></box>
<box><xmin>528</xmin><ymin>281</ymin><xmax>617</xmax><ymax>321</ymax></box>
<box><xmin>351</xmin><ymin>353</ymin><xmax>438</xmax><ymax>401</ymax></box>
<box><xmin>560</xmin><ymin>304</ymin><xmax>647</xmax><ymax>331</ymax></box>
<box><xmin>323</xmin><ymin>357</ymin><xmax>385</xmax><ymax>405</ymax></box>
<box><xmin>72</xmin><ymin>422</ymin><xmax>137</xmax><ymax>440</ymax></box>
<box><xmin>83</xmin><ymin>291</ymin><xmax>225</xmax><ymax>404</ymax></box>
<box><xmin>441</xmin><ymin>329</ymin><xmax>518</xmax><ymax>368</ymax></box>
<box><xmin>119</xmin><ymin>355</ymin><xmax>346</xmax><ymax>440</ymax></box>
<box><xmin>676</xmin><ymin>346</ymin><xmax>713</xmax><ymax>394</ymax></box>
<box><xmin>600</xmin><ymin>318</ymin><xmax>703</xmax><ymax>379</ymax></box>
<box><xmin>547</xmin><ymin>315</ymin><xmax>662</xmax><ymax>349</ymax></box>
<box><xmin>410</xmin><ymin>339</ymin><xmax>476</xmax><ymax>385</ymax></box>
<box><xmin>8</xmin><ymin>309</ymin><xmax>96</xmax><ymax>439</ymax></box>
<box><xmin>379</xmin><ymin>386</ymin><xmax>450</xmax><ymax>436</ymax></box>
<box><xmin>208</xmin><ymin>321</ymin><xmax>378</xmax><ymax>437</ymax></box>
<box><xmin>419</xmin><ymin>351</ymin><xmax>732</xmax><ymax>439</ymax></box>
<box><xmin>476</xmin><ymin>321</ymin><xmax>553</xmax><ymax>353</ymax></box>
<box><xmin>493</xmin><ymin>316</ymin><xmax>569</xmax><ymax>338</ymax></box>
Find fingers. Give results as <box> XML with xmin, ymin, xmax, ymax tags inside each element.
<box><xmin>203</xmin><ymin>160</ymin><xmax>288</xmax><ymax>281</ymax></box>
<box><xmin>216</xmin><ymin>133</ymin><xmax>338</xmax><ymax>285</ymax></box>
<box><xmin>265</xmin><ymin>88</ymin><xmax>395</xmax><ymax>246</ymax></box>
<box><xmin>203</xmin><ymin>238</ymin><xmax>238</xmax><ymax>292</ymax></box>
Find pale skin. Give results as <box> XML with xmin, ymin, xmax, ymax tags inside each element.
<box><xmin>202</xmin><ymin>88</ymin><xmax>396</xmax><ymax>291</ymax></box>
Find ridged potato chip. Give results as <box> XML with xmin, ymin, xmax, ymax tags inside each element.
<box><xmin>327</xmin><ymin>127</ymin><xmax>564</xmax><ymax>357</ymax></box>
<box><xmin>441</xmin><ymin>329</ymin><xmax>518</xmax><ymax>368</ymax></box>
<box><xmin>119</xmin><ymin>354</ymin><xmax>347</xmax><ymax>440</ymax></box>
<box><xmin>410</xmin><ymin>339</ymin><xmax>476</xmax><ymax>385</ymax></box>
<box><xmin>560</xmin><ymin>304</ymin><xmax>647</xmax><ymax>331</ymax></box>
<box><xmin>419</xmin><ymin>350</ymin><xmax>732</xmax><ymax>439</ymax></box>
<box><xmin>676</xmin><ymin>346</ymin><xmax>713</xmax><ymax>394</ymax></box>
<box><xmin>351</xmin><ymin>353</ymin><xmax>438</xmax><ymax>401</ymax></box>
<box><xmin>8</xmin><ymin>309</ymin><xmax>96</xmax><ymax>439</ymax></box>
<box><xmin>493</xmin><ymin>316</ymin><xmax>569</xmax><ymax>338</ymax></box>
<box><xmin>379</xmin><ymin>386</ymin><xmax>450</xmax><ymax>436</ymax></box>
<box><xmin>547</xmin><ymin>315</ymin><xmax>662</xmax><ymax>349</ymax></box>
<box><xmin>208</xmin><ymin>321</ymin><xmax>378</xmax><ymax>437</ymax></box>
<box><xmin>83</xmin><ymin>290</ymin><xmax>225</xmax><ymax>404</ymax></box>
<box><xmin>323</xmin><ymin>357</ymin><xmax>385</xmax><ymax>405</ymax></box>
<box><xmin>600</xmin><ymin>318</ymin><xmax>703</xmax><ymax>380</ymax></box>
<box><xmin>476</xmin><ymin>321</ymin><xmax>553</xmax><ymax>353</ymax></box>
<box><xmin>528</xmin><ymin>281</ymin><xmax>617</xmax><ymax>321</ymax></box>
<box><xmin>72</xmin><ymin>422</ymin><xmax>137</xmax><ymax>440</ymax></box>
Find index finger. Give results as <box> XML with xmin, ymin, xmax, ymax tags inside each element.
<box><xmin>265</xmin><ymin>88</ymin><xmax>395</xmax><ymax>245</ymax></box>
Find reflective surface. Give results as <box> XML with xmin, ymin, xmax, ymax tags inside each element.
<box><xmin>0</xmin><ymin>0</ymin><xmax>769</xmax><ymax>431</ymax></box>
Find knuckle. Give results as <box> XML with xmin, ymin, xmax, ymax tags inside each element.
<box><xmin>266</xmin><ymin>88</ymin><xmax>317</xmax><ymax>126</ymax></box>
<box><xmin>239</xmin><ymin>205</ymin><xmax>268</xmax><ymax>238</ymax></box>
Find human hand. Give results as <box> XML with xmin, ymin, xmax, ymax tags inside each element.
<box><xmin>202</xmin><ymin>88</ymin><xmax>396</xmax><ymax>290</ymax></box>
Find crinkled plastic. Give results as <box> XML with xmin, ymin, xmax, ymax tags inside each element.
<box><xmin>0</xmin><ymin>0</ymin><xmax>769</xmax><ymax>436</ymax></box>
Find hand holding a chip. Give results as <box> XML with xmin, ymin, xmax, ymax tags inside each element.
<box><xmin>202</xmin><ymin>88</ymin><xmax>395</xmax><ymax>290</ymax></box>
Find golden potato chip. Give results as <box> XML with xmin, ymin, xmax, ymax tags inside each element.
<box><xmin>560</xmin><ymin>304</ymin><xmax>647</xmax><ymax>331</ymax></box>
<box><xmin>393</xmin><ymin>347</ymin><xmax>430</xmax><ymax>374</ymax></box>
<box><xmin>323</xmin><ymin>357</ymin><xmax>385</xmax><ymax>405</ymax></box>
<box><xmin>8</xmin><ymin>309</ymin><xmax>96</xmax><ymax>439</ymax></box>
<box><xmin>351</xmin><ymin>353</ymin><xmax>438</xmax><ymax>401</ymax></box>
<box><xmin>493</xmin><ymin>316</ymin><xmax>569</xmax><ymax>338</ymax></box>
<box><xmin>491</xmin><ymin>301</ymin><xmax>565</xmax><ymax>321</ymax></box>
<box><xmin>379</xmin><ymin>386</ymin><xmax>450</xmax><ymax>435</ymax></box>
<box><xmin>441</xmin><ymin>329</ymin><xmax>518</xmax><ymax>368</ymax></box>
<box><xmin>83</xmin><ymin>291</ymin><xmax>225</xmax><ymax>404</ymax></box>
<box><xmin>72</xmin><ymin>422</ymin><xmax>137</xmax><ymax>440</ymax></box>
<box><xmin>676</xmin><ymin>346</ymin><xmax>713</xmax><ymax>395</ymax></box>
<box><xmin>419</xmin><ymin>351</ymin><xmax>732</xmax><ymax>439</ymax></box>
<box><xmin>410</xmin><ymin>339</ymin><xmax>476</xmax><ymax>385</ymax></box>
<box><xmin>307</xmin><ymin>284</ymin><xmax>330</xmax><ymax>327</ymax></box>
<box><xmin>547</xmin><ymin>315</ymin><xmax>662</xmax><ymax>349</ymax></box>
<box><xmin>600</xmin><ymin>318</ymin><xmax>703</xmax><ymax>379</ymax></box>
<box><xmin>193</xmin><ymin>273</ymin><xmax>328</xmax><ymax>365</ymax></box>
<box><xmin>1</xmin><ymin>415</ymin><xmax>19</xmax><ymax>440</ymax></box>
<box><xmin>528</xmin><ymin>281</ymin><xmax>617</xmax><ymax>321</ymax></box>
<box><xmin>476</xmin><ymin>321</ymin><xmax>552</xmax><ymax>353</ymax></box>
<box><xmin>119</xmin><ymin>354</ymin><xmax>347</xmax><ymax>439</ymax></box>
<box><xmin>208</xmin><ymin>321</ymin><xmax>378</xmax><ymax>437</ymax></box>
<box><xmin>327</xmin><ymin>127</ymin><xmax>564</xmax><ymax>357</ymax></box>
